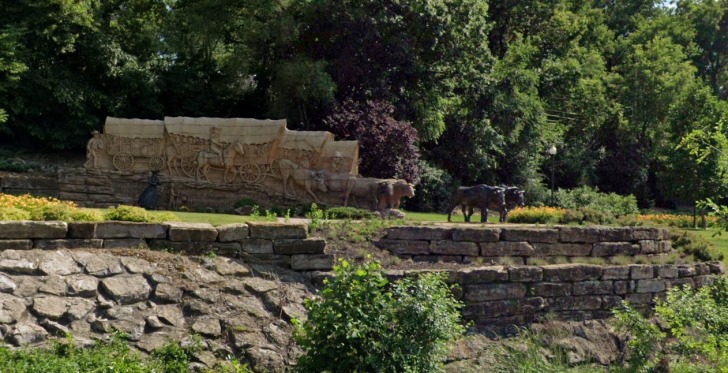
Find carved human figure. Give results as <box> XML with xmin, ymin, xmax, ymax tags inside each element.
<box><xmin>86</xmin><ymin>130</ymin><xmax>105</xmax><ymax>168</ymax></box>
<box><xmin>209</xmin><ymin>126</ymin><xmax>223</xmax><ymax>164</ymax></box>
<box><xmin>332</xmin><ymin>151</ymin><xmax>344</xmax><ymax>172</ymax></box>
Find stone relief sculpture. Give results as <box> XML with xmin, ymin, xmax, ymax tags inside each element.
<box><xmin>84</xmin><ymin>116</ymin><xmax>415</xmax><ymax>212</ymax></box>
<box><xmin>85</xmin><ymin>130</ymin><xmax>105</xmax><ymax>169</ymax></box>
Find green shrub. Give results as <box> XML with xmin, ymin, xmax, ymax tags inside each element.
<box><xmin>672</xmin><ymin>231</ymin><xmax>724</xmax><ymax>262</ymax></box>
<box><xmin>69</xmin><ymin>209</ymin><xmax>104</xmax><ymax>222</ymax></box>
<box><xmin>293</xmin><ymin>260</ymin><xmax>465</xmax><ymax>373</ymax></box>
<box><xmin>233</xmin><ymin>197</ymin><xmax>257</xmax><ymax>209</ymax></box>
<box><xmin>325</xmin><ymin>206</ymin><xmax>375</xmax><ymax>220</ymax></box>
<box><xmin>106</xmin><ymin>205</ymin><xmax>151</xmax><ymax>222</ymax></box>
<box><xmin>405</xmin><ymin>160</ymin><xmax>452</xmax><ymax>212</ymax></box>
<box><xmin>105</xmin><ymin>205</ymin><xmax>178</xmax><ymax>223</ymax></box>
<box><xmin>0</xmin><ymin>207</ymin><xmax>31</xmax><ymax>220</ymax></box>
<box><xmin>29</xmin><ymin>204</ymin><xmax>73</xmax><ymax>221</ymax></box>
<box><xmin>614</xmin><ymin>277</ymin><xmax>728</xmax><ymax>371</ymax></box>
<box><xmin>555</xmin><ymin>186</ymin><xmax>639</xmax><ymax>217</ymax></box>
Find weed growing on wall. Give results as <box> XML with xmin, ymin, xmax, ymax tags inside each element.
<box><xmin>293</xmin><ymin>260</ymin><xmax>464</xmax><ymax>372</ymax></box>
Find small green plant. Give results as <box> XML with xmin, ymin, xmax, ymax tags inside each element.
<box><xmin>250</xmin><ymin>205</ymin><xmax>260</xmax><ymax>218</ymax></box>
<box><xmin>305</xmin><ymin>203</ymin><xmax>326</xmax><ymax>232</ymax></box>
<box><xmin>285</xmin><ymin>209</ymin><xmax>291</xmax><ymax>222</ymax></box>
<box><xmin>265</xmin><ymin>209</ymin><xmax>277</xmax><ymax>221</ymax></box>
<box><xmin>293</xmin><ymin>260</ymin><xmax>465</xmax><ymax>372</ymax></box>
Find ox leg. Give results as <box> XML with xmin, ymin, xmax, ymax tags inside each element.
<box><xmin>460</xmin><ymin>204</ymin><xmax>469</xmax><ymax>222</ymax></box>
<box><xmin>480</xmin><ymin>204</ymin><xmax>488</xmax><ymax>223</ymax></box>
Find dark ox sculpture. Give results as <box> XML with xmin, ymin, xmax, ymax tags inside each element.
<box><xmin>447</xmin><ymin>185</ymin><xmax>507</xmax><ymax>223</ymax></box>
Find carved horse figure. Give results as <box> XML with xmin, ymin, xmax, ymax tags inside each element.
<box><xmin>195</xmin><ymin>140</ymin><xmax>245</xmax><ymax>182</ymax></box>
<box><xmin>447</xmin><ymin>185</ymin><xmax>506</xmax><ymax>223</ymax></box>
<box><xmin>279</xmin><ymin>159</ymin><xmax>328</xmax><ymax>203</ymax></box>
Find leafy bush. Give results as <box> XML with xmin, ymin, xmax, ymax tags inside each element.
<box><xmin>233</xmin><ymin>198</ymin><xmax>257</xmax><ymax>209</ymax></box>
<box><xmin>325</xmin><ymin>206</ymin><xmax>375</xmax><ymax>220</ymax></box>
<box><xmin>293</xmin><ymin>260</ymin><xmax>465</xmax><ymax>372</ymax></box>
<box><xmin>324</xmin><ymin>99</ymin><xmax>420</xmax><ymax>183</ymax></box>
<box><xmin>69</xmin><ymin>209</ymin><xmax>104</xmax><ymax>222</ymax></box>
<box><xmin>615</xmin><ymin>277</ymin><xmax>728</xmax><ymax>371</ymax></box>
<box><xmin>0</xmin><ymin>207</ymin><xmax>30</xmax><ymax>220</ymax></box>
<box><xmin>29</xmin><ymin>204</ymin><xmax>73</xmax><ymax>221</ymax></box>
<box><xmin>0</xmin><ymin>158</ymin><xmax>31</xmax><ymax>173</ymax></box>
<box><xmin>105</xmin><ymin>205</ymin><xmax>178</xmax><ymax>223</ymax></box>
<box><xmin>554</xmin><ymin>186</ymin><xmax>639</xmax><ymax>217</ymax></box>
<box><xmin>672</xmin><ymin>231</ymin><xmax>724</xmax><ymax>262</ymax></box>
<box><xmin>405</xmin><ymin>160</ymin><xmax>452</xmax><ymax>212</ymax></box>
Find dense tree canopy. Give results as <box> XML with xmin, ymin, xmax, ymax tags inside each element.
<box><xmin>2</xmin><ymin>0</ymin><xmax>728</xmax><ymax>209</ymax></box>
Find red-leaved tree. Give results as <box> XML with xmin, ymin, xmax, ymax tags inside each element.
<box><xmin>323</xmin><ymin>99</ymin><xmax>419</xmax><ymax>183</ymax></box>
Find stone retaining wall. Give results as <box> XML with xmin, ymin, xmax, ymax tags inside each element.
<box><xmin>376</xmin><ymin>226</ymin><xmax>673</xmax><ymax>264</ymax></box>
<box><xmin>417</xmin><ymin>261</ymin><xmax>724</xmax><ymax>331</ymax></box>
<box><xmin>0</xmin><ymin>221</ymin><xmax>334</xmax><ymax>271</ymax></box>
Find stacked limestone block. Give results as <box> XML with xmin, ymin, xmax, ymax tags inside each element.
<box><xmin>385</xmin><ymin>261</ymin><xmax>724</xmax><ymax>332</ymax></box>
<box><xmin>0</xmin><ymin>220</ymin><xmax>334</xmax><ymax>272</ymax></box>
<box><xmin>376</xmin><ymin>226</ymin><xmax>673</xmax><ymax>264</ymax></box>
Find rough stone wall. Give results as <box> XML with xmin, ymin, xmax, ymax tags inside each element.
<box><xmin>0</xmin><ymin>174</ymin><xmax>59</xmax><ymax>198</ymax></box>
<box><xmin>432</xmin><ymin>262</ymin><xmax>723</xmax><ymax>332</ymax></box>
<box><xmin>0</xmin><ymin>220</ymin><xmax>334</xmax><ymax>271</ymax></box>
<box><xmin>376</xmin><ymin>226</ymin><xmax>673</xmax><ymax>264</ymax></box>
<box><xmin>0</xmin><ymin>248</ymin><xmax>315</xmax><ymax>372</ymax></box>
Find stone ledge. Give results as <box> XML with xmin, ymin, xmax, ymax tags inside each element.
<box><xmin>247</xmin><ymin>222</ymin><xmax>307</xmax><ymax>239</ymax></box>
<box><xmin>0</xmin><ymin>221</ymin><xmax>67</xmax><ymax>239</ymax></box>
<box><xmin>95</xmin><ymin>222</ymin><xmax>167</xmax><ymax>239</ymax></box>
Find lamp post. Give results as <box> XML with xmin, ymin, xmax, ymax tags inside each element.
<box><xmin>547</xmin><ymin>145</ymin><xmax>557</xmax><ymax>206</ymax></box>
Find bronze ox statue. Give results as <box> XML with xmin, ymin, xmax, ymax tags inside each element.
<box><xmin>499</xmin><ymin>186</ymin><xmax>526</xmax><ymax>222</ymax></box>
<box><xmin>447</xmin><ymin>185</ymin><xmax>511</xmax><ymax>223</ymax></box>
<box><xmin>335</xmin><ymin>176</ymin><xmax>414</xmax><ymax>211</ymax></box>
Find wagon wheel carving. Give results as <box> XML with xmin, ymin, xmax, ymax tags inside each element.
<box><xmin>238</xmin><ymin>162</ymin><xmax>262</xmax><ymax>184</ymax></box>
<box><xmin>180</xmin><ymin>156</ymin><xmax>197</xmax><ymax>178</ymax></box>
<box><xmin>269</xmin><ymin>158</ymin><xmax>281</xmax><ymax>177</ymax></box>
<box><xmin>113</xmin><ymin>152</ymin><xmax>134</xmax><ymax>171</ymax></box>
<box><xmin>148</xmin><ymin>155</ymin><xmax>166</xmax><ymax>172</ymax></box>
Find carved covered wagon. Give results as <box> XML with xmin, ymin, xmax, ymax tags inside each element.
<box><xmin>101</xmin><ymin>117</ymin><xmax>166</xmax><ymax>172</ymax></box>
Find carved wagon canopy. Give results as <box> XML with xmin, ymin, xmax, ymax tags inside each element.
<box><xmin>89</xmin><ymin>116</ymin><xmax>360</xmax><ymax>177</ymax></box>
<box><xmin>104</xmin><ymin>117</ymin><xmax>165</xmax><ymax>138</ymax></box>
<box><xmin>164</xmin><ymin>116</ymin><xmax>287</xmax><ymax>144</ymax></box>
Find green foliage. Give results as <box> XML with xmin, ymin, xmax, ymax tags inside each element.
<box><xmin>554</xmin><ymin>186</ymin><xmax>640</xmax><ymax>217</ymax></box>
<box><xmin>0</xmin><ymin>207</ymin><xmax>30</xmax><ymax>220</ymax></box>
<box><xmin>324</xmin><ymin>207</ymin><xmax>374</xmax><ymax>220</ymax></box>
<box><xmin>672</xmin><ymin>231</ymin><xmax>724</xmax><ymax>262</ymax></box>
<box><xmin>614</xmin><ymin>277</ymin><xmax>728</xmax><ymax>372</ymax></box>
<box><xmin>234</xmin><ymin>198</ymin><xmax>257</xmax><ymax>209</ymax></box>
<box><xmin>105</xmin><ymin>205</ymin><xmax>178</xmax><ymax>223</ymax></box>
<box><xmin>305</xmin><ymin>203</ymin><xmax>326</xmax><ymax>232</ymax></box>
<box><xmin>405</xmin><ymin>160</ymin><xmax>453</xmax><ymax>213</ymax></box>
<box><xmin>68</xmin><ymin>209</ymin><xmax>104</xmax><ymax>222</ymax></box>
<box><xmin>613</xmin><ymin>303</ymin><xmax>666</xmax><ymax>372</ymax></box>
<box><xmin>29</xmin><ymin>204</ymin><xmax>73</xmax><ymax>222</ymax></box>
<box><xmin>0</xmin><ymin>333</ymin><xmax>250</xmax><ymax>372</ymax></box>
<box><xmin>293</xmin><ymin>260</ymin><xmax>465</xmax><ymax>373</ymax></box>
